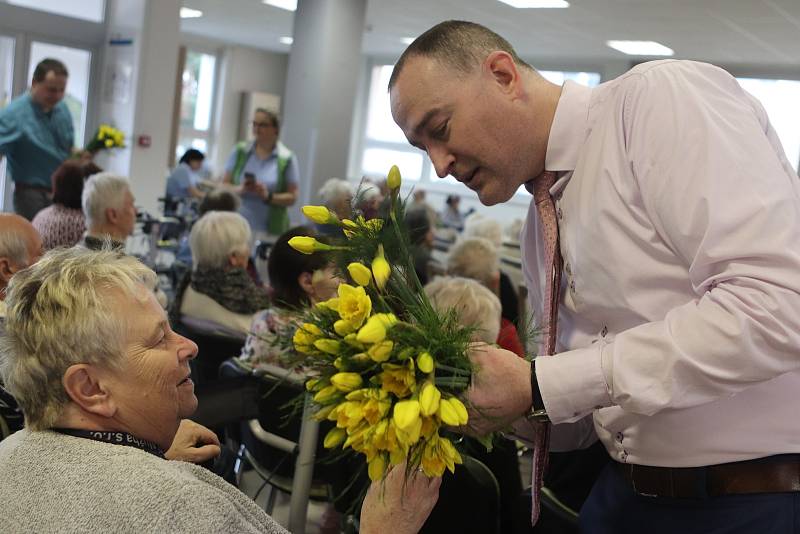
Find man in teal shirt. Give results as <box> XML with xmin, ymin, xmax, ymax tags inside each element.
<box><xmin>0</xmin><ymin>58</ymin><xmax>74</xmax><ymax>220</ymax></box>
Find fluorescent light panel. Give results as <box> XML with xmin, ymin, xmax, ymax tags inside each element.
<box><xmin>279</xmin><ymin>36</ymin><xmax>294</xmax><ymax>45</ymax></box>
<box><xmin>498</xmin><ymin>0</ymin><xmax>569</xmax><ymax>8</ymax></box>
<box><xmin>262</xmin><ymin>0</ymin><xmax>297</xmax><ymax>11</ymax></box>
<box><xmin>180</xmin><ymin>7</ymin><xmax>202</xmax><ymax>18</ymax></box>
<box><xmin>606</xmin><ymin>40</ymin><xmax>674</xmax><ymax>56</ymax></box>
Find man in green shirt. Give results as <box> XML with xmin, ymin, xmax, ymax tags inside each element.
<box><xmin>0</xmin><ymin>58</ymin><xmax>75</xmax><ymax>220</ymax></box>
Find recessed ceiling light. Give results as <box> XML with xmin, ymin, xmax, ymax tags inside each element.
<box><xmin>279</xmin><ymin>36</ymin><xmax>294</xmax><ymax>45</ymax></box>
<box><xmin>262</xmin><ymin>0</ymin><xmax>297</xmax><ymax>11</ymax></box>
<box><xmin>606</xmin><ymin>40</ymin><xmax>674</xmax><ymax>56</ymax></box>
<box><xmin>400</xmin><ymin>37</ymin><xmax>415</xmax><ymax>45</ymax></box>
<box><xmin>180</xmin><ymin>7</ymin><xmax>203</xmax><ymax>18</ymax></box>
<box><xmin>498</xmin><ymin>0</ymin><xmax>569</xmax><ymax>8</ymax></box>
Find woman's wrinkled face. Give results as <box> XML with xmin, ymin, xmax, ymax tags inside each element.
<box><xmin>309</xmin><ymin>264</ymin><xmax>343</xmax><ymax>304</ymax></box>
<box><xmin>104</xmin><ymin>286</ymin><xmax>198</xmax><ymax>448</ymax></box>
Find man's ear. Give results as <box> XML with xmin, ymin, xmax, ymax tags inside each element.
<box><xmin>62</xmin><ymin>364</ymin><xmax>117</xmax><ymax>419</ymax></box>
<box><xmin>483</xmin><ymin>51</ymin><xmax>521</xmax><ymax>96</ymax></box>
<box><xmin>105</xmin><ymin>206</ymin><xmax>118</xmax><ymax>226</ymax></box>
<box><xmin>0</xmin><ymin>257</ymin><xmax>15</xmax><ymax>287</ymax></box>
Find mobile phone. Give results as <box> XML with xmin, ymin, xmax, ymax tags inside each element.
<box><xmin>244</xmin><ymin>172</ymin><xmax>256</xmax><ymax>186</ymax></box>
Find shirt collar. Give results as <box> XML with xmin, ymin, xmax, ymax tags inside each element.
<box><xmin>545</xmin><ymin>80</ymin><xmax>592</xmax><ymax>175</ymax></box>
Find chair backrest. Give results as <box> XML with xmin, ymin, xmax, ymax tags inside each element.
<box><xmin>174</xmin><ymin>321</ymin><xmax>245</xmax><ymax>385</ymax></box>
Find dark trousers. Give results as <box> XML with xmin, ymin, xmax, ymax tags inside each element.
<box><xmin>13</xmin><ymin>186</ymin><xmax>51</xmax><ymax>221</ymax></box>
<box><xmin>580</xmin><ymin>463</ymin><xmax>800</xmax><ymax>534</ymax></box>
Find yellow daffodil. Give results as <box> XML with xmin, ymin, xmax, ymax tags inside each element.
<box><xmin>347</xmin><ymin>262</ymin><xmax>372</xmax><ymax>287</ymax></box>
<box><xmin>438</xmin><ymin>397</ymin><xmax>469</xmax><ymax>426</ymax></box>
<box><xmin>323</xmin><ymin>427</ymin><xmax>347</xmax><ymax>449</ymax></box>
<box><xmin>368</xmin><ymin>453</ymin><xmax>388</xmax><ymax>482</ymax></box>
<box><xmin>371</xmin><ymin>244</ymin><xmax>391</xmax><ymax>289</ymax></box>
<box><xmin>104</xmin><ymin>138</ymin><xmax>114</xmax><ymax>148</ymax></box>
<box><xmin>293</xmin><ymin>323</ymin><xmax>323</xmax><ymax>353</ymax></box>
<box><xmin>302</xmin><ymin>205</ymin><xmax>340</xmax><ymax>225</ymax></box>
<box><xmin>288</xmin><ymin>236</ymin><xmax>336</xmax><ymax>255</ymax></box>
<box><xmin>367</xmin><ymin>340</ymin><xmax>394</xmax><ymax>362</ymax></box>
<box><xmin>356</xmin><ymin>313</ymin><xmax>398</xmax><ymax>344</ymax></box>
<box><xmin>387</xmin><ymin>165</ymin><xmax>401</xmax><ymax>190</ymax></box>
<box><xmin>333</xmin><ymin>319</ymin><xmax>354</xmax><ymax>337</ymax></box>
<box><xmin>394</xmin><ymin>415</ymin><xmax>422</xmax><ymax>447</ymax></box>
<box><xmin>312</xmin><ymin>404</ymin><xmax>336</xmax><ymax>421</ymax></box>
<box><xmin>393</xmin><ymin>399</ymin><xmax>421</xmax><ymax>431</ymax></box>
<box><xmin>419</xmin><ymin>382</ymin><xmax>441</xmax><ymax>417</ymax></box>
<box><xmin>363</xmin><ymin>395</ymin><xmax>392</xmax><ymax>425</ymax></box>
<box><xmin>416</xmin><ymin>351</ymin><xmax>434</xmax><ymax>373</ymax></box>
<box><xmin>305</xmin><ymin>378</ymin><xmax>320</xmax><ymax>392</ymax></box>
<box><xmin>337</xmin><ymin>284</ymin><xmax>372</xmax><ymax>329</ymax></box>
<box><xmin>379</xmin><ymin>361</ymin><xmax>416</xmax><ymax>398</ymax></box>
<box><xmin>448</xmin><ymin>397</ymin><xmax>469</xmax><ymax>425</ymax></box>
<box><xmin>314</xmin><ymin>338</ymin><xmax>341</xmax><ymax>355</ymax></box>
<box><xmin>313</xmin><ymin>385</ymin><xmax>340</xmax><ymax>403</ymax></box>
<box><xmin>343</xmin><ymin>333</ymin><xmax>364</xmax><ymax>349</ymax></box>
<box><xmin>333</xmin><ymin>357</ymin><xmax>346</xmax><ymax>370</ymax></box>
<box><xmin>330</xmin><ymin>372</ymin><xmax>363</xmax><ymax>392</ymax></box>
<box><xmin>335</xmin><ymin>401</ymin><xmax>365</xmax><ymax>430</ymax></box>
<box><xmin>316</xmin><ymin>297</ymin><xmax>339</xmax><ymax>311</ymax></box>
<box><xmin>365</xmin><ymin>218</ymin><xmax>384</xmax><ymax>232</ymax></box>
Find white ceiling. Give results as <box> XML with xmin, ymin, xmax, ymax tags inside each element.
<box><xmin>181</xmin><ymin>0</ymin><xmax>800</xmax><ymax>70</ymax></box>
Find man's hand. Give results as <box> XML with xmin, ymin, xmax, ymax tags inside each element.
<box><xmin>465</xmin><ymin>343</ymin><xmax>533</xmax><ymax>436</ymax></box>
<box><xmin>165</xmin><ymin>419</ymin><xmax>221</xmax><ymax>463</ymax></box>
<box><xmin>360</xmin><ymin>463</ymin><xmax>441</xmax><ymax>534</ymax></box>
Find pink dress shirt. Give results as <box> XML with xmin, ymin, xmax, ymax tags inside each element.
<box><xmin>521</xmin><ymin>60</ymin><xmax>800</xmax><ymax>467</ymax></box>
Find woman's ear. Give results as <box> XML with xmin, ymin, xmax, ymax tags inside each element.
<box><xmin>62</xmin><ymin>364</ymin><xmax>117</xmax><ymax>419</ymax></box>
<box><xmin>297</xmin><ymin>271</ymin><xmax>314</xmax><ymax>297</ymax></box>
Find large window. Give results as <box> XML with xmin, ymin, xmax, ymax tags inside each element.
<box><xmin>175</xmin><ymin>50</ymin><xmax>217</xmax><ymax>161</ymax></box>
<box><xmin>358</xmin><ymin>63</ymin><xmax>600</xmax><ymax>194</ymax></box>
<box><xmin>736</xmin><ymin>77</ymin><xmax>800</xmax><ymax>173</ymax></box>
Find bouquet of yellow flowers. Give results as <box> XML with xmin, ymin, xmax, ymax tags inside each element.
<box><xmin>282</xmin><ymin>166</ymin><xmax>477</xmax><ymax>482</ymax></box>
<box><xmin>85</xmin><ymin>124</ymin><xmax>125</xmax><ymax>153</ymax></box>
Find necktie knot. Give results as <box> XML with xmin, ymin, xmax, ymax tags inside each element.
<box><xmin>533</xmin><ymin>171</ymin><xmax>558</xmax><ymax>205</ymax></box>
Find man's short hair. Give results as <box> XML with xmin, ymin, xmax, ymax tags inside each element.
<box><xmin>198</xmin><ymin>188</ymin><xmax>240</xmax><ymax>216</ymax></box>
<box><xmin>81</xmin><ymin>172</ymin><xmax>131</xmax><ymax>228</ymax></box>
<box><xmin>0</xmin><ymin>247</ymin><xmax>156</xmax><ymax>430</ymax></box>
<box><xmin>0</xmin><ymin>218</ymin><xmax>30</xmax><ymax>269</ymax></box>
<box><xmin>389</xmin><ymin>20</ymin><xmax>532</xmax><ymax>90</ymax></box>
<box><xmin>190</xmin><ymin>211</ymin><xmax>252</xmax><ymax>270</ymax></box>
<box><xmin>255</xmin><ymin>108</ymin><xmax>280</xmax><ymax>131</ymax></box>
<box><xmin>32</xmin><ymin>58</ymin><xmax>68</xmax><ymax>82</ymax></box>
<box><xmin>446</xmin><ymin>237</ymin><xmax>499</xmax><ymax>289</ymax></box>
<box><xmin>425</xmin><ymin>275</ymin><xmax>501</xmax><ymax>344</ymax></box>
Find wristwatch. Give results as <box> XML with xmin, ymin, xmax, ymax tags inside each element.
<box><xmin>525</xmin><ymin>359</ymin><xmax>550</xmax><ymax>423</ymax></box>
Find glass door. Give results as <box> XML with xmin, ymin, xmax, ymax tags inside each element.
<box><xmin>0</xmin><ymin>34</ymin><xmax>14</xmax><ymax>211</ymax></box>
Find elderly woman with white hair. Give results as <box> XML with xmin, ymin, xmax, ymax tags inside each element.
<box><xmin>446</xmin><ymin>237</ymin><xmax>525</xmax><ymax>357</ymax></box>
<box><xmin>171</xmin><ymin>211</ymin><xmax>269</xmax><ymax>336</ymax></box>
<box><xmin>0</xmin><ymin>247</ymin><xmax>439</xmax><ymax>533</ymax></box>
<box><xmin>462</xmin><ymin>215</ymin><xmax>520</xmax><ymax>327</ymax></box>
<box><xmin>315</xmin><ymin>178</ymin><xmax>353</xmax><ymax>236</ymax></box>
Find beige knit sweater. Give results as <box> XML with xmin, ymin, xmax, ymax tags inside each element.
<box><xmin>0</xmin><ymin>429</ymin><xmax>287</xmax><ymax>533</ymax></box>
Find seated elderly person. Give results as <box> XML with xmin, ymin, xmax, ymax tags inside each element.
<box><xmin>405</xmin><ymin>208</ymin><xmax>435</xmax><ymax>286</ymax></box>
<box><xmin>462</xmin><ymin>215</ymin><xmax>520</xmax><ymax>326</ymax></box>
<box><xmin>314</xmin><ymin>178</ymin><xmax>353</xmax><ymax>236</ymax></box>
<box><xmin>240</xmin><ymin>226</ymin><xmax>341</xmax><ymax>367</ymax></box>
<box><xmin>0</xmin><ymin>247</ymin><xmax>438</xmax><ymax>532</ymax></box>
<box><xmin>446</xmin><ymin>237</ymin><xmax>525</xmax><ymax>357</ymax></box>
<box><xmin>80</xmin><ymin>172</ymin><xmax>138</xmax><ymax>250</ymax></box>
<box><xmin>171</xmin><ymin>211</ymin><xmax>269</xmax><ymax>336</ymax></box>
<box><xmin>32</xmin><ymin>161</ymin><xmax>101</xmax><ymax>250</ymax></box>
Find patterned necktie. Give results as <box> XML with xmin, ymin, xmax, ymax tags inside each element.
<box><xmin>530</xmin><ymin>170</ymin><xmax>562</xmax><ymax>525</ymax></box>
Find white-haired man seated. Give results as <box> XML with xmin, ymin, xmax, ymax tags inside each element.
<box><xmin>446</xmin><ymin>237</ymin><xmax>525</xmax><ymax>357</ymax></box>
<box><xmin>80</xmin><ymin>172</ymin><xmax>137</xmax><ymax>250</ymax></box>
<box><xmin>0</xmin><ymin>247</ymin><xmax>440</xmax><ymax>533</ymax></box>
<box><xmin>172</xmin><ymin>211</ymin><xmax>270</xmax><ymax>336</ymax></box>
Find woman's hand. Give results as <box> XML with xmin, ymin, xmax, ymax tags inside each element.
<box><xmin>165</xmin><ymin>419</ymin><xmax>221</xmax><ymax>463</ymax></box>
<box><xmin>360</xmin><ymin>463</ymin><xmax>441</xmax><ymax>534</ymax></box>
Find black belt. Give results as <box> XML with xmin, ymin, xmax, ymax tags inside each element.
<box><xmin>613</xmin><ymin>455</ymin><xmax>800</xmax><ymax>499</ymax></box>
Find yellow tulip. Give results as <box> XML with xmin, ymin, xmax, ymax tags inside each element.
<box><xmin>337</xmin><ymin>284</ymin><xmax>372</xmax><ymax>329</ymax></box>
<box><xmin>330</xmin><ymin>372</ymin><xmax>363</xmax><ymax>392</ymax></box>
<box><xmin>313</xmin><ymin>385</ymin><xmax>340</xmax><ymax>403</ymax></box>
<box><xmin>288</xmin><ymin>236</ymin><xmax>335</xmax><ymax>255</ymax></box>
<box><xmin>371</xmin><ymin>244</ymin><xmax>391</xmax><ymax>289</ymax></box>
<box><xmin>387</xmin><ymin>165</ymin><xmax>401</xmax><ymax>190</ymax></box>
<box><xmin>347</xmin><ymin>262</ymin><xmax>372</xmax><ymax>287</ymax></box>
<box><xmin>323</xmin><ymin>427</ymin><xmax>347</xmax><ymax>449</ymax></box>
<box><xmin>416</xmin><ymin>351</ymin><xmax>434</xmax><ymax>374</ymax></box>
<box><xmin>333</xmin><ymin>319</ymin><xmax>354</xmax><ymax>337</ymax></box>
<box><xmin>419</xmin><ymin>383</ymin><xmax>441</xmax><ymax>417</ymax></box>
<box><xmin>302</xmin><ymin>205</ymin><xmax>339</xmax><ymax>225</ymax></box>
<box><xmin>368</xmin><ymin>454</ymin><xmax>388</xmax><ymax>482</ymax></box>
<box><xmin>367</xmin><ymin>340</ymin><xmax>394</xmax><ymax>362</ymax></box>
<box><xmin>314</xmin><ymin>338</ymin><xmax>341</xmax><ymax>355</ymax></box>
<box><xmin>393</xmin><ymin>399</ymin><xmax>421</xmax><ymax>431</ymax></box>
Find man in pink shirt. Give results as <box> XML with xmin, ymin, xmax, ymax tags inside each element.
<box><xmin>389</xmin><ymin>20</ymin><xmax>800</xmax><ymax>533</ymax></box>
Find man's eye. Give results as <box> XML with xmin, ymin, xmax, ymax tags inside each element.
<box><xmin>432</xmin><ymin>122</ymin><xmax>448</xmax><ymax>140</ymax></box>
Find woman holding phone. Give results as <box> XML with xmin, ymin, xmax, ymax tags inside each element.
<box><xmin>222</xmin><ymin>108</ymin><xmax>299</xmax><ymax>242</ymax></box>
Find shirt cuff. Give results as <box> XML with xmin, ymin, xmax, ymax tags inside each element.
<box><xmin>535</xmin><ymin>343</ymin><xmax>613</xmax><ymax>423</ymax></box>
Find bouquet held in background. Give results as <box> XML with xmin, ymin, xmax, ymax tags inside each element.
<box><xmin>84</xmin><ymin>124</ymin><xmax>125</xmax><ymax>153</ymax></box>
<box><xmin>281</xmin><ymin>165</ymin><xmax>480</xmax><ymax>482</ymax></box>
